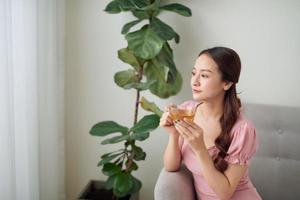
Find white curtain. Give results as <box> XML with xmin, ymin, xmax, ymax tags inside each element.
<box><xmin>0</xmin><ymin>0</ymin><xmax>65</xmax><ymax>199</ymax></box>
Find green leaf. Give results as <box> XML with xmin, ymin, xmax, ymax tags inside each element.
<box><xmin>104</xmin><ymin>0</ymin><xmax>136</xmax><ymax>13</ymax></box>
<box><xmin>144</xmin><ymin>60</ymin><xmax>182</xmax><ymax>98</ymax></box>
<box><xmin>114</xmin><ymin>172</ymin><xmax>134</xmax><ymax>195</ymax></box>
<box><xmin>131</xmin><ymin>0</ymin><xmax>149</xmax><ymax>8</ymax></box>
<box><xmin>113</xmin><ymin>157</ymin><xmax>123</xmax><ymax>167</ymax></box>
<box><xmin>127</xmin><ymin>175</ymin><xmax>142</xmax><ymax>194</ymax></box>
<box><xmin>134</xmin><ymin>80</ymin><xmax>156</xmax><ymax>90</ymax></box>
<box><xmin>90</xmin><ymin>121</ymin><xmax>128</xmax><ymax>136</ymax></box>
<box><xmin>113</xmin><ymin>188</ymin><xmax>125</xmax><ymax>198</ymax></box>
<box><xmin>105</xmin><ymin>174</ymin><xmax>117</xmax><ymax>190</ymax></box>
<box><xmin>102</xmin><ymin>163</ymin><xmax>122</xmax><ymax>176</ymax></box>
<box><xmin>98</xmin><ymin>153</ymin><xmax>123</xmax><ymax>166</ymax></box>
<box><xmin>124</xmin><ymin>81</ymin><xmax>157</xmax><ymax>91</ymax></box>
<box><xmin>130</xmin><ymin>132</ymin><xmax>150</xmax><ymax>141</ymax></box>
<box><xmin>131</xmin><ymin>162</ymin><xmax>138</xmax><ymax>171</ymax></box>
<box><xmin>114</xmin><ymin>69</ymin><xmax>139</xmax><ymax>89</ymax></box>
<box><xmin>118</xmin><ymin>48</ymin><xmax>141</xmax><ymax>71</ymax></box>
<box><xmin>150</xmin><ymin>17</ymin><xmax>176</xmax><ymax>41</ymax></box>
<box><xmin>132</xmin><ymin>9</ymin><xmax>151</xmax><ymax>19</ymax></box>
<box><xmin>139</xmin><ymin>0</ymin><xmax>161</xmax><ymax>11</ymax></box>
<box><xmin>121</xmin><ymin>20</ymin><xmax>142</xmax><ymax>35</ymax></box>
<box><xmin>101</xmin><ymin>149</ymin><xmax>123</xmax><ymax>159</ymax></box>
<box><xmin>101</xmin><ymin>135</ymin><xmax>131</xmax><ymax>145</ymax></box>
<box><xmin>140</xmin><ymin>96</ymin><xmax>163</xmax><ymax>117</ymax></box>
<box><xmin>104</xmin><ymin>1</ymin><xmax>121</xmax><ymax>14</ymax></box>
<box><xmin>118</xmin><ymin>0</ymin><xmax>136</xmax><ymax>11</ymax></box>
<box><xmin>132</xmin><ymin>145</ymin><xmax>146</xmax><ymax>161</ymax></box>
<box><xmin>114</xmin><ymin>69</ymin><xmax>156</xmax><ymax>90</ymax></box>
<box><xmin>160</xmin><ymin>3</ymin><xmax>192</xmax><ymax>17</ymax></box>
<box><xmin>126</xmin><ymin>25</ymin><xmax>164</xmax><ymax>59</ymax></box>
<box><xmin>130</xmin><ymin>114</ymin><xmax>160</xmax><ymax>134</ymax></box>
<box><xmin>153</xmin><ymin>43</ymin><xmax>177</xmax><ymax>83</ymax></box>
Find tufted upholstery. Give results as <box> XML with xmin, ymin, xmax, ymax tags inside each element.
<box><xmin>154</xmin><ymin>103</ymin><xmax>300</xmax><ymax>200</ymax></box>
<box><xmin>244</xmin><ymin>103</ymin><xmax>300</xmax><ymax>200</ymax></box>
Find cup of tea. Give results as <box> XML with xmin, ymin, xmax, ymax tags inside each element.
<box><xmin>169</xmin><ymin>107</ymin><xmax>195</xmax><ymax>122</ymax></box>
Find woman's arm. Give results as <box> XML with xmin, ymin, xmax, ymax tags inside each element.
<box><xmin>159</xmin><ymin>104</ymin><xmax>184</xmax><ymax>172</ymax></box>
<box><xmin>195</xmin><ymin>149</ymin><xmax>247</xmax><ymax>200</ymax></box>
<box><xmin>163</xmin><ymin>133</ymin><xmax>183</xmax><ymax>171</ymax></box>
<box><xmin>174</xmin><ymin>119</ymin><xmax>246</xmax><ymax>200</ymax></box>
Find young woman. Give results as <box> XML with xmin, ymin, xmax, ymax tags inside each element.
<box><xmin>159</xmin><ymin>47</ymin><xmax>262</xmax><ymax>200</ymax></box>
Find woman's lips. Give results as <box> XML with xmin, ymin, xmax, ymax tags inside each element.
<box><xmin>192</xmin><ymin>89</ymin><xmax>202</xmax><ymax>93</ymax></box>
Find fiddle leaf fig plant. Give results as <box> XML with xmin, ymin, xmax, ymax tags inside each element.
<box><xmin>90</xmin><ymin>0</ymin><xmax>191</xmax><ymax>198</ymax></box>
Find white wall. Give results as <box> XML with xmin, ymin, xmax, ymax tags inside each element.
<box><xmin>65</xmin><ymin>0</ymin><xmax>300</xmax><ymax>199</ymax></box>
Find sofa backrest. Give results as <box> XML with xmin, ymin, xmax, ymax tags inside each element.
<box><xmin>243</xmin><ymin>103</ymin><xmax>300</xmax><ymax>200</ymax></box>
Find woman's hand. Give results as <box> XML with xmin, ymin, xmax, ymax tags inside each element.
<box><xmin>174</xmin><ymin>119</ymin><xmax>206</xmax><ymax>153</ymax></box>
<box><xmin>159</xmin><ymin>103</ymin><xmax>178</xmax><ymax>136</ymax></box>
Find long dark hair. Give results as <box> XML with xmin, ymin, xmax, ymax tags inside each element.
<box><xmin>198</xmin><ymin>47</ymin><xmax>241</xmax><ymax>173</ymax></box>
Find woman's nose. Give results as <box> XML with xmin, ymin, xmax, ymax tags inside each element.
<box><xmin>193</xmin><ymin>82</ymin><xmax>200</xmax><ymax>87</ymax></box>
<box><xmin>192</xmin><ymin>78</ymin><xmax>200</xmax><ymax>86</ymax></box>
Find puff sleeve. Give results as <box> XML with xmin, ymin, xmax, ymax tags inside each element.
<box><xmin>224</xmin><ymin>120</ymin><xmax>258</xmax><ymax>165</ymax></box>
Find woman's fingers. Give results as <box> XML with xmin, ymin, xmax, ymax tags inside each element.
<box><xmin>174</xmin><ymin>124</ymin><xmax>187</xmax><ymax>138</ymax></box>
<box><xmin>175</xmin><ymin>120</ymin><xmax>202</xmax><ymax>139</ymax></box>
<box><xmin>160</xmin><ymin>113</ymin><xmax>174</xmax><ymax>126</ymax></box>
<box><xmin>183</xmin><ymin>119</ymin><xmax>199</xmax><ymax>129</ymax></box>
<box><xmin>176</xmin><ymin>120</ymin><xmax>193</xmax><ymax>133</ymax></box>
<box><xmin>159</xmin><ymin>117</ymin><xmax>167</xmax><ymax>126</ymax></box>
<box><xmin>166</xmin><ymin>118</ymin><xmax>173</xmax><ymax>125</ymax></box>
<box><xmin>164</xmin><ymin>103</ymin><xmax>177</xmax><ymax>112</ymax></box>
<box><xmin>182</xmin><ymin>119</ymin><xmax>203</xmax><ymax>134</ymax></box>
<box><xmin>175</xmin><ymin>121</ymin><xmax>192</xmax><ymax>137</ymax></box>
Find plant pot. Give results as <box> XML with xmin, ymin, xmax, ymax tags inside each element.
<box><xmin>78</xmin><ymin>180</ymin><xmax>139</xmax><ymax>200</ymax></box>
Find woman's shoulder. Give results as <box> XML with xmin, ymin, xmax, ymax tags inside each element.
<box><xmin>231</xmin><ymin>113</ymin><xmax>256</xmax><ymax>135</ymax></box>
<box><xmin>226</xmin><ymin>112</ymin><xmax>258</xmax><ymax>164</ymax></box>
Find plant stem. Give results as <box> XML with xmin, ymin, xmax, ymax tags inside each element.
<box><xmin>125</xmin><ymin>153</ymin><xmax>134</xmax><ymax>173</ymax></box>
<box><xmin>128</xmin><ymin>65</ymin><xmax>144</xmax><ymax>172</ymax></box>
<box><xmin>134</xmin><ymin>90</ymin><xmax>140</xmax><ymax>125</ymax></box>
<box><xmin>133</xmin><ymin>65</ymin><xmax>144</xmax><ymax>125</ymax></box>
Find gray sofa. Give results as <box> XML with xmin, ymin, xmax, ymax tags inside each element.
<box><xmin>154</xmin><ymin>103</ymin><xmax>300</xmax><ymax>200</ymax></box>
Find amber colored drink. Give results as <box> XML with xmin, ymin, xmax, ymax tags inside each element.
<box><xmin>169</xmin><ymin>109</ymin><xmax>195</xmax><ymax>122</ymax></box>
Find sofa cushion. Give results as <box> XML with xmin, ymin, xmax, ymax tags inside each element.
<box><xmin>243</xmin><ymin>103</ymin><xmax>300</xmax><ymax>200</ymax></box>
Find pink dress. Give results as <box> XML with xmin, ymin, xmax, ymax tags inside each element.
<box><xmin>178</xmin><ymin>100</ymin><xmax>262</xmax><ymax>200</ymax></box>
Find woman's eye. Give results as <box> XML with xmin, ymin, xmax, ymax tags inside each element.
<box><xmin>191</xmin><ymin>72</ymin><xmax>196</xmax><ymax>76</ymax></box>
<box><xmin>201</xmin><ymin>74</ymin><xmax>208</xmax><ymax>78</ymax></box>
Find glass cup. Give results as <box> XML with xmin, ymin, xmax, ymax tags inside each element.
<box><xmin>169</xmin><ymin>107</ymin><xmax>195</xmax><ymax>122</ymax></box>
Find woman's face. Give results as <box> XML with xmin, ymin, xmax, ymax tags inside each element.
<box><xmin>190</xmin><ymin>54</ymin><xmax>229</xmax><ymax>102</ymax></box>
